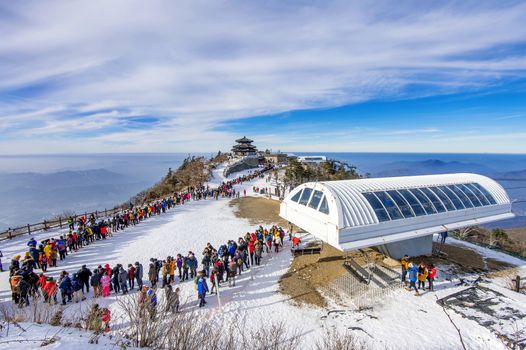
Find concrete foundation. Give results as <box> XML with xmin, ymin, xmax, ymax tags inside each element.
<box><xmin>376</xmin><ymin>235</ymin><xmax>433</xmax><ymax>260</ymax></box>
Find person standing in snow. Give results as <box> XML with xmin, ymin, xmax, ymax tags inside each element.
<box><xmin>59</xmin><ymin>271</ymin><xmax>73</xmax><ymax>305</ymax></box>
<box><xmin>427</xmin><ymin>264</ymin><xmax>436</xmax><ymax>291</ymax></box>
<box><xmin>407</xmin><ymin>262</ymin><xmax>419</xmax><ymax>295</ymax></box>
<box><xmin>118</xmin><ymin>266</ymin><xmax>128</xmax><ymax>294</ymax></box>
<box><xmin>148</xmin><ymin>263</ymin><xmax>158</xmax><ymax>287</ymax></box>
<box><xmin>228</xmin><ymin>258</ymin><xmax>237</xmax><ymax>287</ymax></box>
<box><xmin>100</xmin><ymin>272</ymin><xmax>111</xmax><ymax>297</ymax></box>
<box><xmin>91</xmin><ymin>267</ymin><xmax>102</xmax><ymax>298</ymax></box>
<box><xmin>176</xmin><ymin>254</ymin><xmax>183</xmax><ymax>280</ymax></box>
<box><xmin>71</xmin><ymin>273</ymin><xmax>83</xmax><ymax>302</ymax></box>
<box><xmin>197</xmin><ymin>273</ymin><xmax>209</xmax><ymax>307</ymax></box>
<box><xmin>134</xmin><ymin>262</ymin><xmax>143</xmax><ymax>290</ymax></box>
<box><xmin>146</xmin><ymin>287</ymin><xmax>157</xmax><ymax>320</ymax></box>
<box><xmin>417</xmin><ymin>262</ymin><xmax>428</xmax><ymax>290</ymax></box>
<box><xmin>77</xmin><ymin>265</ymin><xmax>92</xmax><ymax>294</ymax></box>
<box><xmin>400</xmin><ymin>255</ymin><xmax>409</xmax><ymax>285</ymax></box>
<box><xmin>127</xmin><ymin>264</ymin><xmax>136</xmax><ymax>290</ymax></box>
<box><xmin>112</xmin><ymin>264</ymin><xmax>121</xmax><ymax>294</ymax></box>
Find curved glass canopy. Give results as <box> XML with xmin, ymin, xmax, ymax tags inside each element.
<box><xmin>362</xmin><ymin>182</ymin><xmax>497</xmax><ymax>222</ymax></box>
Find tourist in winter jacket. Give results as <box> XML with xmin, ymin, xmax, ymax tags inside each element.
<box><xmin>59</xmin><ymin>271</ymin><xmax>73</xmax><ymax>305</ymax></box>
<box><xmin>112</xmin><ymin>265</ymin><xmax>120</xmax><ymax>293</ymax></box>
<box><xmin>188</xmin><ymin>253</ymin><xmax>198</xmax><ymax>279</ymax></box>
<box><xmin>100</xmin><ymin>272</ymin><xmax>111</xmax><ymax>297</ymax></box>
<box><xmin>165</xmin><ymin>285</ymin><xmax>180</xmax><ymax>313</ymax></box>
<box><xmin>400</xmin><ymin>255</ymin><xmax>409</xmax><ymax>284</ymax></box>
<box><xmin>127</xmin><ymin>264</ymin><xmax>136</xmax><ymax>290</ymax></box>
<box><xmin>407</xmin><ymin>263</ymin><xmax>419</xmax><ymax>295</ymax></box>
<box><xmin>228</xmin><ymin>259</ymin><xmax>237</xmax><ymax>287</ymax></box>
<box><xmin>417</xmin><ymin>262</ymin><xmax>428</xmax><ymax>290</ymax></box>
<box><xmin>77</xmin><ymin>265</ymin><xmax>92</xmax><ymax>293</ymax></box>
<box><xmin>176</xmin><ymin>255</ymin><xmax>183</xmax><ymax>279</ymax></box>
<box><xmin>202</xmin><ymin>254</ymin><xmax>211</xmax><ymax>277</ymax></box>
<box><xmin>427</xmin><ymin>264</ymin><xmax>437</xmax><ymax>291</ymax></box>
<box><xmin>197</xmin><ymin>275</ymin><xmax>209</xmax><ymax>307</ymax></box>
<box><xmin>146</xmin><ymin>288</ymin><xmax>157</xmax><ymax>320</ymax></box>
<box><xmin>134</xmin><ymin>262</ymin><xmax>143</xmax><ymax>290</ymax></box>
<box><xmin>148</xmin><ymin>263</ymin><xmax>157</xmax><ymax>287</ymax></box>
<box><xmin>91</xmin><ymin>268</ymin><xmax>102</xmax><ymax>297</ymax></box>
<box><xmin>71</xmin><ymin>273</ymin><xmax>85</xmax><ymax>302</ymax></box>
<box><xmin>182</xmin><ymin>258</ymin><xmax>189</xmax><ymax>281</ymax></box>
<box><xmin>29</xmin><ymin>247</ymin><xmax>40</xmax><ymax>268</ymax></box>
<box><xmin>9</xmin><ymin>256</ymin><xmax>21</xmax><ymax>277</ymax></box>
<box><xmin>118</xmin><ymin>267</ymin><xmax>128</xmax><ymax>294</ymax></box>
<box><xmin>168</xmin><ymin>259</ymin><xmax>176</xmax><ymax>283</ymax></box>
<box><xmin>43</xmin><ymin>277</ymin><xmax>58</xmax><ymax>303</ymax></box>
<box><xmin>254</xmin><ymin>241</ymin><xmax>263</xmax><ymax>266</ymax></box>
<box><xmin>17</xmin><ymin>278</ymin><xmax>30</xmax><ymax>307</ymax></box>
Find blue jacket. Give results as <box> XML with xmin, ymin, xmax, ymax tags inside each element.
<box><xmin>408</xmin><ymin>265</ymin><xmax>419</xmax><ymax>282</ymax></box>
<box><xmin>27</xmin><ymin>238</ymin><xmax>37</xmax><ymax>247</ymax></box>
<box><xmin>71</xmin><ymin>276</ymin><xmax>82</xmax><ymax>292</ymax></box>
<box><xmin>197</xmin><ymin>277</ymin><xmax>208</xmax><ymax>295</ymax></box>
<box><xmin>59</xmin><ymin>276</ymin><xmax>73</xmax><ymax>292</ymax></box>
<box><xmin>147</xmin><ymin>289</ymin><xmax>157</xmax><ymax>307</ymax></box>
<box><xmin>228</xmin><ymin>244</ymin><xmax>236</xmax><ymax>257</ymax></box>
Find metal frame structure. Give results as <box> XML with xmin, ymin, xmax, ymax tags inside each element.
<box><xmin>280</xmin><ymin>173</ymin><xmax>514</xmax><ymax>253</ymax></box>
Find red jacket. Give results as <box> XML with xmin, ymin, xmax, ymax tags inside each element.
<box><xmin>43</xmin><ymin>281</ymin><xmax>57</xmax><ymax>296</ymax></box>
<box><xmin>248</xmin><ymin>241</ymin><xmax>255</xmax><ymax>253</ymax></box>
<box><xmin>428</xmin><ymin>267</ymin><xmax>437</xmax><ymax>279</ymax></box>
<box><xmin>38</xmin><ymin>275</ymin><xmax>47</xmax><ymax>287</ymax></box>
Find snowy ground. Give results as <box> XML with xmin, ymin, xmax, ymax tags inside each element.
<box><xmin>1</xmin><ymin>164</ymin><xmax>525</xmax><ymax>349</ymax></box>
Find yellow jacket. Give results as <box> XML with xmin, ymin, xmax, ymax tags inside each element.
<box><xmin>401</xmin><ymin>257</ymin><xmax>409</xmax><ymax>270</ymax></box>
<box><xmin>417</xmin><ymin>267</ymin><xmax>428</xmax><ymax>282</ymax></box>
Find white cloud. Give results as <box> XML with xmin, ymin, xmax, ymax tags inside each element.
<box><xmin>0</xmin><ymin>0</ymin><xmax>525</xmax><ymax>153</ymax></box>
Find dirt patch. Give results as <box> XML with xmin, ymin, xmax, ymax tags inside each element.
<box><xmin>506</xmin><ymin>227</ymin><xmax>526</xmax><ymax>244</ymax></box>
<box><xmin>421</xmin><ymin>243</ymin><xmax>514</xmax><ymax>274</ymax></box>
<box><xmin>229</xmin><ymin>197</ymin><xmax>288</xmax><ymax>226</ymax></box>
<box><xmin>454</xmin><ymin>227</ymin><xmax>526</xmax><ymax>258</ymax></box>
<box><xmin>279</xmin><ymin>244</ymin><xmax>348</xmax><ymax>307</ymax></box>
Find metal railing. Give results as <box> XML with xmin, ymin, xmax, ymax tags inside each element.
<box><xmin>0</xmin><ymin>206</ymin><xmax>123</xmax><ymax>241</ymax></box>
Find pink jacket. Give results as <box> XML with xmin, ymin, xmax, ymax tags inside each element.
<box><xmin>101</xmin><ymin>275</ymin><xmax>111</xmax><ymax>287</ymax></box>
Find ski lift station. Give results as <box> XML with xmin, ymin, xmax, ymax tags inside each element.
<box><xmin>279</xmin><ymin>173</ymin><xmax>514</xmax><ymax>259</ymax></box>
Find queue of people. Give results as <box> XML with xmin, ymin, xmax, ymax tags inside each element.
<box><xmin>7</xmin><ymin>223</ymin><xmax>286</xmax><ymax>326</ymax></box>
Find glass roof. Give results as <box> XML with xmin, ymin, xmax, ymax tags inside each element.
<box><xmin>362</xmin><ymin>182</ymin><xmax>497</xmax><ymax>222</ymax></box>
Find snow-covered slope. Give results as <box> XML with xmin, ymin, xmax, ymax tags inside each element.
<box><xmin>1</xmin><ymin>163</ymin><xmax>525</xmax><ymax>350</ymax></box>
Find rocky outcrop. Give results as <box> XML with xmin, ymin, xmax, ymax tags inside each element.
<box><xmin>224</xmin><ymin>156</ymin><xmax>261</xmax><ymax>177</ymax></box>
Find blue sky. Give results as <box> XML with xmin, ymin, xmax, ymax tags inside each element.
<box><xmin>0</xmin><ymin>0</ymin><xmax>525</xmax><ymax>154</ymax></box>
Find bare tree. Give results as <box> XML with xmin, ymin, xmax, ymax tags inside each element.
<box><xmin>315</xmin><ymin>328</ymin><xmax>366</xmax><ymax>350</ymax></box>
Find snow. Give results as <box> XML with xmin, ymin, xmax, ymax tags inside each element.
<box><xmin>1</xmin><ymin>163</ymin><xmax>525</xmax><ymax>349</ymax></box>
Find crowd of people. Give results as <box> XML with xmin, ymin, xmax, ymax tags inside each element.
<box><xmin>8</xmin><ymin>223</ymin><xmax>287</xmax><ymax>331</ymax></box>
<box><xmin>400</xmin><ymin>255</ymin><xmax>437</xmax><ymax>296</ymax></box>
<box><xmin>6</xmin><ymin>165</ymin><xmax>281</xmax><ymax>330</ymax></box>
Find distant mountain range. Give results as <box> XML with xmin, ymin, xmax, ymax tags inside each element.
<box><xmin>0</xmin><ymin>168</ymin><xmax>132</xmax><ymax>190</ymax></box>
<box><xmin>0</xmin><ymin>168</ymin><xmax>148</xmax><ymax>230</ymax></box>
<box><xmin>374</xmin><ymin>159</ymin><xmax>526</xmax><ymax>180</ymax></box>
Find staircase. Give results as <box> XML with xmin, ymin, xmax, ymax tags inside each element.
<box><xmin>320</xmin><ymin>250</ymin><xmax>401</xmax><ymax>309</ymax></box>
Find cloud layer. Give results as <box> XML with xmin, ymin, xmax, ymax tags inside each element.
<box><xmin>1</xmin><ymin>0</ymin><xmax>525</xmax><ymax>153</ymax></box>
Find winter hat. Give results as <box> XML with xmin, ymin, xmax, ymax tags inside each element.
<box><xmin>14</xmin><ymin>255</ymin><xmax>21</xmax><ymax>260</ymax></box>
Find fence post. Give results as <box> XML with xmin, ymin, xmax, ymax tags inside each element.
<box><xmin>43</xmin><ymin>220</ymin><xmax>48</xmax><ymax>230</ymax></box>
<box><xmin>59</xmin><ymin>217</ymin><xmax>62</xmax><ymax>228</ymax></box>
<box><xmin>8</xmin><ymin>227</ymin><xmax>12</xmax><ymax>239</ymax></box>
<box><xmin>27</xmin><ymin>224</ymin><xmax>31</xmax><ymax>235</ymax></box>
<box><xmin>95</xmin><ymin>210</ymin><xmax>98</xmax><ymax>219</ymax></box>
<box><xmin>105</xmin><ymin>208</ymin><xmax>107</xmax><ymax>217</ymax></box>
<box><xmin>516</xmin><ymin>276</ymin><xmax>521</xmax><ymax>293</ymax></box>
